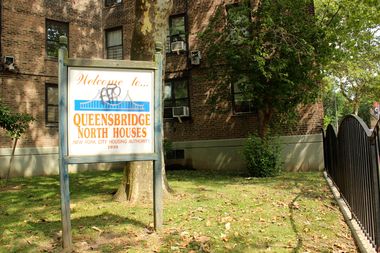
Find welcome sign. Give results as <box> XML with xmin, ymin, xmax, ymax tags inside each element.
<box><xmin>67</xmin><ymin>67</ymin><xmax>154</xmax><ymax>156</ymax></box>
<box><xmin>58</xmin><ymin>39</ymin><xmax>164</xmax><ymax>250</ymax></box>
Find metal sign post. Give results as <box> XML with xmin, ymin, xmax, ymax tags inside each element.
<box><xmin>153</xmin><ymin>42</ymin><xmax>163</xmax><ymax>229</ymax></box>
<box><xmin>58</xmin><ymin>36</ymin><xmax>72</xmax><ymax>251</ymax></box>
<box><xmin>58</xmin><ymin>36</ymin><xmax>163</xmax><ymax>250</ymax></box>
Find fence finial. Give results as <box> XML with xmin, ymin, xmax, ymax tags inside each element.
<box><xmin>59</xmin><ymin>36</ymin><xmax>68</xmax><ymax>47</ymax></box>
<box><xmin>155</xmin><ymin>42</ymin><xmax>163</xmax><ymax>52</ymax></box>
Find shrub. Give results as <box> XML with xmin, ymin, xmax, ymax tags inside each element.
<box><xmin>243</xmin><ymin>134</ymin><xmax>282</xmax><ymax>177</ymax></box>
<box><xmin>163</xmin><ymin>139</ymin><xmax>173</xmax><ymax>158</ymax></box>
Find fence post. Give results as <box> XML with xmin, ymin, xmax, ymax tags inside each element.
<box><xmin>322</xmin><ymin>128</ymin><xmax>327</xmax><ymax>173</ymax></box>
<box><xmin>370</xmin><ymin>133</ymin><xmax>380</xmax><ymax>252</ymax></box>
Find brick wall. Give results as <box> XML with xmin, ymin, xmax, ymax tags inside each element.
<box><xmin>164</xmin><ymin>0</ymin><xmax>323</xmax><ymax>142</ymax></box>
<box><xmin>103</xmin><ymin>0</ymin><xmax>135</xmax><ymax>60</ymax></box>
<box><xmin>0</xmin><ymin>0</ymin><xmax>133</xmax><ymax>148</ymax></box>
<box><xmin>0</xmin><ymin>0</ymin><xmax>324</xmax><ymax>149</ymax></box>
<box><xmin>0</xmin><ymin>0</ymin><xmax>153</xmax><ymax>149</ymax></box>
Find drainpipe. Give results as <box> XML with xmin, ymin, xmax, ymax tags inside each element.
<box><xmin>185</xmin><ymin>0</ymin><xmax>189</xmax><ymax>57</ymax></box>
<box><xmin>0</xmin><ymin>0</ymin><xmax>3</xmax><ymax>85</ymax></box>
<box><xmin>0</xmin><ymin>0</ymin><xmax>2</xmax><ymax>62</ymax></box>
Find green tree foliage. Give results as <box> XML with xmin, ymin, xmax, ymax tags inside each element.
<box><xmin>0</xmin><ymin>101</ymin><xmax>34</xmax><ymax>139</ymax></box>
<box><xmin>0</xmin><ymin>101</ymin><xmax>33</xmax><ymax>181</ymax></box>
<box><xmin>316</xmin><ymin>0</ymin><xmax>380</xmax><ymax>115</ymax></box>
<box><xmin>323</xmin><ymin>79</ymin><xmax>375</xmax><ymax>129</ymax></box>
<box><xmin>200</xmin><ymin>0</ymin><xmax>329</xmax><ymax>137</ymax></box>
<box><xmin>322</xmin><ymin>81</ymin><xmax>350</xmax><ymax>129</ymax></box>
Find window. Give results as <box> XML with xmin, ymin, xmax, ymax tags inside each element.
<box><xmin>164</xmin><ymin>79</ymin><xmax>190</xmax><ymax>118</ymax></box>
<box><xmin>225</xmin><ymin>2</ymin><xmax>251</xmax><ymax>42</ymax></box>
<box><xmin>105</xmin><ymin>0</ymin><xmax>122</xmax><ymax>7</ymax></box>
<box><xmin>46</xmin><ymin>19</ymin><xmax>68</xmax><ymax>58</ymax></box>
<box><xmin>166</xmin><ymin>149</ymin><xmax>185</xmax><ymax>160</ymax></box>
<box><xmin>106</xmin><ymin>27</ymin><xmax>123</xmax><ymax>60</ymax></box>
<box><xmin>167</xmin><ymin>14</ymin><xmax>187</xmax><ymax>53</ymax></box>
<box><xmin>232</xmin><ymin>82</ymin><xmax>256</xmax><ymax>114</ymax></box>
<box><xmin>45</xmin><ymin>84</ymin><xmax>59</xmax><ymax>126</ymax></box>
<box><xmin>227</xmin><ymin>2</ymin><xmax>253</xmax><ymax>114</ymax></box>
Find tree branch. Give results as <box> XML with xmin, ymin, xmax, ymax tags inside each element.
<box><xmin>326</xmin><ymin>5</ymin><xmax>341</xmax><ymax>27</ymax></box>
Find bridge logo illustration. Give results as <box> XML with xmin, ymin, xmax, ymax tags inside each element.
<box><xmin>74</xmin><ymin>83</ymin><xmax>149</xmax><ymax>112</ymax></box>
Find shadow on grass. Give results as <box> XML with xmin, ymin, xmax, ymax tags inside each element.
<box><xmin>167</xmin><ymin>170</ymin><xmax>330</xmax><ymax>200</ymax></box>
<box><xmin>289</xmin><ymin>194</ymin><xmax>303</xmax><ymax>253</ymax></box>
<box><xmin>0</xmin><ymin>170</ymin><xmax>126</xmax><ymax>237</ymax></box>
<box><xmin>0</xmin><ymin>212</ymin><xmax>148</xmax><ymax>253</ymax></box>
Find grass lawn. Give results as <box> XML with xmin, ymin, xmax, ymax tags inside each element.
<box><xmin>0</xmin><ymin>170</ymin><xmax>357</xmax><ymax>252</ymax></box>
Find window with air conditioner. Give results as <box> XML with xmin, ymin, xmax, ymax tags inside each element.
<box><xmin>3</xmin><ymin>56</ymin><xmax>17</xmax><ymax>72</ymax></box>
<box><xmin>164</xmin><ymin>79</ymin><xmax>190</xmax><ymax>119</ymax></box>
<box><xmin>4</xmin><ymin>56</ymin><xmax>14</xmax><ymax>65</ymax></box>
<box><xmin>190</xmin><ymin>50</ymin><xmax>201</xmax><ymax>65</ymax></box>
<box><xmin>167</xmin><ymin>14</ymin><xmax>187</xmax><ymax>53</ymax></box>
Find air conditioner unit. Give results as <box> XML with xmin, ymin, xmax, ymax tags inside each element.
<box><xmin>4</xmin><ymin>63</ymin><xmax>16</xmax><ymax>71</ymax></box>
<box><xmin>190</xmin><ymin>50</ymin><xmax>201</xmax><ymax>65</ymax></box>
<box><xmin>4</xmin><ymin>56</ymin><xmax>14</xmax><ymax>65</ymax></box>
<box><xmin>170</xmin><ymin>41</ymin><xmax>186</xmax><ymax>53</ymax></box>
<box><xmin>172</xmin><ymin>106</ymin><xmax>190</xmax><ymax>117</ymax></box>
<box><xmin>2</xmin><ymin>56</ymin><xmax>18</xmax><ymax>73</ymax></box>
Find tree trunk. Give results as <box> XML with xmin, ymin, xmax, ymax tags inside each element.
<box><xmin>353</xmin><ymin>101</ymin><xmax>359</xmax><ymax>115</ymax></box>
<box><xmin>257</xmin><ymin>107</ymin><xmax>273</xmax><ymax>138</ymax></box>
<box><xmin>5</xmin><ymin>138</ymin><xmax>18</xmax><ymax>184</ymax></box>
<box><xmin>113</xmin><ymin>161</ymin><xmax>153</xmax><ymax>202</ymax></box>
<box><xmin>114</xmin><ymin>0</ymin><xmax>173</xmax><ymax>203</ymax></box>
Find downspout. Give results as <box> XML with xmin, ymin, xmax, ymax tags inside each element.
<box><xmin>185</xmin><ymin>0</ymin><xmax>189</xmax><ymax>59</ymax></box>
<box><xmin>0</xmin><ymin>0</ymin><xmax>3</xmax><ymax>90</ymax></box>
<box><xmin>185</xmin><ymin>0</ymin><xmax>191</xmax><ymax>73</ymax></box>
<box><xmin>0</xmin><ymin>0</ymin><xmax>2</xmax><ymax>62</ymax></box>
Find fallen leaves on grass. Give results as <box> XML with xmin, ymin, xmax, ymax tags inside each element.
<box><xmin>91</xmin><ymin>226</ymin><xmax>103</xmax><ymax>233</ymax></box>
<box><xmin>0</xmin><ymin>171</ymin><xmax>359</xmax><ymax>253</ymax></box>
<box><xmin>169</xmin><ymin>230</ymin><xmax>211</xmax><ymax>253</ymax></box>
<box><xmin>144</xmin><ymin>223</ymin><xmax>155</xmax><ymax>234</ymax></box>
<box><xmin>290</xmin><ymin>201</ymin><xmax>300</xmax><ymax>210</ymax></box>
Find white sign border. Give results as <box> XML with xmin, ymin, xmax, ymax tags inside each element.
<box><xmin>66</xmin><ymin>66</ymin><xmax>155</xmax><ymax>157</ymax></box>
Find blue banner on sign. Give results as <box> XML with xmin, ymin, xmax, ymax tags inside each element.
<box><xmin>74</xmin><ymin>100</ymin><xmax>150</xmax><ymax>112</ymax></box>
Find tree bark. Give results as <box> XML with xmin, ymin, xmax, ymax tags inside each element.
<box><xmin>113</xmin><ymin>161</ymin><xmax>153</xmax><ymax>202</ymax></box>
<box><xmin>114</xmin><ymin>0</ymin><xmax>173</xmax><ymax>203</ymax></box>
<box><xmin>257</xmin><ymin>106</ymin><xmax>273</xmax><ymax>138</ymax></box>
<box><xmin>5</xmin><ymin>138</ymin><xmax>18</xmax><ymax>184</ymax></box>
<box><xmin>353</xmin><ymin>102</ymin><xmax>359</xmax><ymax>115</ymax></box>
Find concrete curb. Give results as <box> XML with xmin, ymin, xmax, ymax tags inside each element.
<box><xmin>323</xmin><ymin>171</ymin><xmax>376</xmax><ymax>253</ymax></box>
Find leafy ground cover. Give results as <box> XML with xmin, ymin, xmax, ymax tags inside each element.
<box><xmin>0</xmin><ymin>170</ymin><xmax>357</xmax><ymax>252</ymax></box>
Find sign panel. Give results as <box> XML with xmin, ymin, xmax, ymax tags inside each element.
<box><xmin>67</xmin><ymin>67</ymin><xmax>154</xmax><ymax>156</ymax></box>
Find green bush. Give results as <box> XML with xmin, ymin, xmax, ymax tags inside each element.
<box><xmin>243</xmin><ymin>134</ymin><xmax>282</xmax><ymax>177</ymax></box>
<box><xmin>163</xmin><ymin>139</ymin><xmax>173</xmax><ymax>158</ymax></box>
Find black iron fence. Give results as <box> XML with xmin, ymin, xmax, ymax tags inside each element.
<box><xmin>323</xmin><ymin>115</ymin><xmax>380</xmax><ymax>251</ymax></box>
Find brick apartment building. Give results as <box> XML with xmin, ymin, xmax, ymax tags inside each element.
<box><xmin>0</xmin><ymin>0</ymin><xmax>324</xmax><ymax>177</ymax></box>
